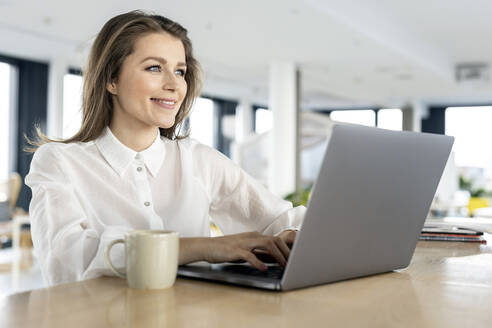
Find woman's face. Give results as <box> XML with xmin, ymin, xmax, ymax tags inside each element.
<box><xmin>107</xmin><ymin>32</ymin><xmax>188</xmax><ymax>131</ymax></box>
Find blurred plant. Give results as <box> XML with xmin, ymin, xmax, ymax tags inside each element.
<box><xmin>459</xmin><ymin>175</ymin><xmax>491</xmax><ymax>197</ymax></box>
<box><xmin>285</xmin><ymin>186</ymin><xmax>312</xmax><ymax>207</ymax></box>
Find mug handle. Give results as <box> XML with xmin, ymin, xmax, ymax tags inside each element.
<box><xmin>105</xmin><ymin>239</ymin><xmax>126</xmax><ymax>279</ymax></box>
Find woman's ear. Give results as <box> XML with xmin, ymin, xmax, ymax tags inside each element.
<box><xmin>106</xmin><ymin>81</ymin><xmax>118</xmax><ymax>95</ymax></box>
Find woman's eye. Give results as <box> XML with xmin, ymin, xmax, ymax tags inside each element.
<box><xmin>175</xmin><ymin>69</ymin><xmax>186</xmax><ymax>77</ymax></box>
<box><xmin>146</xmin><ymin>65</ymin><xmax>161</xmax><ymax>72</ymax></box>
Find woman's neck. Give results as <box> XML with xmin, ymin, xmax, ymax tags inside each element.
<box><xmin>109</xmin><ymin>122</ymin><xmax>158</xmax><ymax>152</ymax></box>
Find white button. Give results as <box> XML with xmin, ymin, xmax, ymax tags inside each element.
<box><xmin>144</xmin><ymin>201</ymin><xmax>151</xmax><ymax>207</ymax></box>
<box><xmin>135</xmin><ymin>154</ymin><xmax>141</xmax><ymax>160</ymax></box>
<box><xmin>137</xmin><ymin>167</ymin><xmax>143</xmax><ymax>172</ymax></box>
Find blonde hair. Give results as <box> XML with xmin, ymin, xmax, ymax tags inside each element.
<box><xmin>27</xmin><ymin>10</ymin><xmax>202</xmax><ymax>151</ymax></box>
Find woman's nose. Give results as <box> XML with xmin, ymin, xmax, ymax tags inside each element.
<box><xmin>162</xmin><ymin>70</ymin><xmax>177</xmax><ymax>91</ymax></box>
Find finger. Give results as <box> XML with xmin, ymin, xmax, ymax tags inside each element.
<box><xmin>274</xmin><ymin>236</ymin><xmax>291</xmax><ymax>261</ymax></box>
<box><xmin>259</xmin><ymin>238</ymin><xmax>287</xmax><ymax>267</ymax></box>
<box><xmin>280</xmin><ymin>230</ymin><xmax>297</xmax><ymax>247</ymax></box>
<box><xmin>285</xmin><ymin>231</ymin><xmax>297</xmax><ymax>246</ymax></box>
<box><xmin>241</xmin><ymin>251</ymin><xmax>267</xmax><ymax>271</ymax></box>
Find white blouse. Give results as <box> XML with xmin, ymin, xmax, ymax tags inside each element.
<box><xmin>26</xmin><ymin>127</ymin><xmax>306</xmax><ymax>286</ymax></box>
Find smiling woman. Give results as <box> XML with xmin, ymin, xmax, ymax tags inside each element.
<box><xmin>106</xmin><ymin>32</ymin><xmax>189</xmax><ymax>151</ymax></box>
<box><xmin>27</xmin><ymin>11</ymin><xmax>201</xmax><ymax>147</ymax></box>
<box><xmin>24</xmin><ymin>10</ymin><xmax>305</xmax><ymax>286</ymax></box>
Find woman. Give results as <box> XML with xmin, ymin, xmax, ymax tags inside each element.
<box><xmin>26</xmin><ymin>10</ymin><xmax>305</xmax><ymax>286</ymax></box>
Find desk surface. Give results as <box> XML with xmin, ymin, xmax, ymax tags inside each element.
<box><xmin>2</xmin><ymin>240</ymin><xmax>492</xmax><ymax>328</ymax></box>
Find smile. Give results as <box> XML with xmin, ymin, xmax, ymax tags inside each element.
<box><xmin>151</xmin><ymin>98</ymin><xmax>177</xmax><ymax>109</ymax></box>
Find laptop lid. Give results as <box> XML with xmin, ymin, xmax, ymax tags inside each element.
<box><xmin>281</xmin><ymin>124</ymin><xmax>453</xmax><ymax>290</ymax></box>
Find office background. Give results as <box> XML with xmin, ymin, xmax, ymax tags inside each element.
<box><xmin>1</xmin><ymin>0</ymin><xmax>492</xmax><ymax>294</ymax></box>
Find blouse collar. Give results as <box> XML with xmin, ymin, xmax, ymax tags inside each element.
<box><xmin>95</xmin><ymin>127</ymin><xmax>165</xmax><ymax>177</ymax></box>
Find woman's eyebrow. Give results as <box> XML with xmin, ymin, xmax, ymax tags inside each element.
<box><xmin>140</xmin><ymin>56</ymin><xmax>186</xmax><ymax>67</ymax></box>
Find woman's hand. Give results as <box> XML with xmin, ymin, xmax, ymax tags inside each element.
<box><xmin>252</xmin><ymin>230</ymin><xmax>297</xmax><ymax>264</ymax></box>
<box><xmin>179</xmin><ymin>232</ymin><xmax>292</xmax><ymax>271</ymax></box>
<box><xmin>206</xmin><ymin>232</ymin><xmax>292</xmax><ymax>271</ymax></box>
<box><xmin>277</xmin><ymin>229</ymin><xmax>297</xmax><ymax>247</ymax></box>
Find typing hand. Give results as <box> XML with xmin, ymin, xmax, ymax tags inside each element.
<box><xmin>253</xmin><ymin>230</ymin><xmax>297</xmax><ymax>263</ymax></box>
<box><xmin>277</xmin><ymin>230</ymin><xmax>297</xmax><ymax>248</ymax></box>
<box><xmin>204</xmin><ymin>232</ymin><xmax>291</xmax><ymax>271</ymax></box>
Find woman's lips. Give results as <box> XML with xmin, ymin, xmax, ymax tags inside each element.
<box><xmin>151</xmin><ymin>98</ymin><xmax>177</xmax><ymax>110</ymax></box>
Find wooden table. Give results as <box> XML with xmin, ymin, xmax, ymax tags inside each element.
<box><xmin>2</xmin><ymin>240</ymin><xmax>492</xmax><ymax>328</ymax></box>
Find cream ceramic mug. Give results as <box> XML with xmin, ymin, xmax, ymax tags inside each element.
<box><xmin>105</xmin><ymin>230</ymin><xmax>179</xmax><ymax>290</ymax></box>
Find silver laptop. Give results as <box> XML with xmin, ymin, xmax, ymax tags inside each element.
<box><xmin>178</xmin><ymin>124</ymin><xmax>454</xmax><ymax>291</ymax></box>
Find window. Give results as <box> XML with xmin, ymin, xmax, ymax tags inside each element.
<box><xmin>255</xmin><ymin>108</ymin><xmax>272</xmax><ymax>134</ymax></box>
<box><xmin>378</xmin><ymin>108</ymin><xmax>402</xmax><ymax>131</ymax></box>
<box><xmin>62</xmin><ymin>73</ymin><xmax>83</xmax><ymax>138</ymax></box>
<box><xmin>0</xmin><ymin>62</ymin><xmax>12</xmax><ymax>182</ymax></box>
<box><xmin>329</xmin><ymin>110</ymin><xmax>376</xmax><ymax>127</ymax></box>
<box><xmin>189</xmin><ymin>97</ymin><xmax>215</xmax><ymax>147</ymax></box>
<box><xmin>445</xmin><ymin>106</ymin><xmax>492</xmax><ymax>169</ymax></box>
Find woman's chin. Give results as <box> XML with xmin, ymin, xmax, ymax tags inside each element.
<box><xmin>157</xmin><ymin>120</ymin><xmax>175</xmax><ymax>130</ymax></box>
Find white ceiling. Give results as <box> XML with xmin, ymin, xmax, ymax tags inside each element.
<box><xmin>0</xmin><ymin>0</ymin><xmax>491</xmax><ymax>108</ymax></box>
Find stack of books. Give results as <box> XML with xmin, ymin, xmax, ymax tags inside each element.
<box><xmin>420</xmin><ymin>226</ymin><xmax>486</xmax><ymax>243</ymax></box>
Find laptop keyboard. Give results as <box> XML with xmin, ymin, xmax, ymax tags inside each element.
<box><xmin>219</xmin><ymin>264</ymin><xmax>285</xmax><ymax>280</ymax></box>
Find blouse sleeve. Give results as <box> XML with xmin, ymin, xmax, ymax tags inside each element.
<box><xmin>25</xmin><ymin>144</ymin><xmax>132</xmax><ymax>286</ymax></box>
<box><xmin>191</xmin><ymin>141</ymin><xmax>306</xmax><ymax>236</ymax></box>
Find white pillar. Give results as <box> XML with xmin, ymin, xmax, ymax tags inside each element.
<box><xmin>402</xmin><ymin>100</ymin><xmax>424</xmax><ymax>132</ymax></box>
<box><xmin>268</xmin><ymin>61</ymin><xmax>300</xmax><ymax>197</ymax></box>
<box><xmin>411</xmin><ymin>100</ymin><xmax>425</xmax><ymax>132</ymax></box>
<box><xmin>47</xmin><ymin>57</ymin><xmax>67</xmax><ymax>138</ymax></box>
<box><xmin>235</xmin><ymin>98</ymin><xmax>253</xmax><ymax>143</ymax></box>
